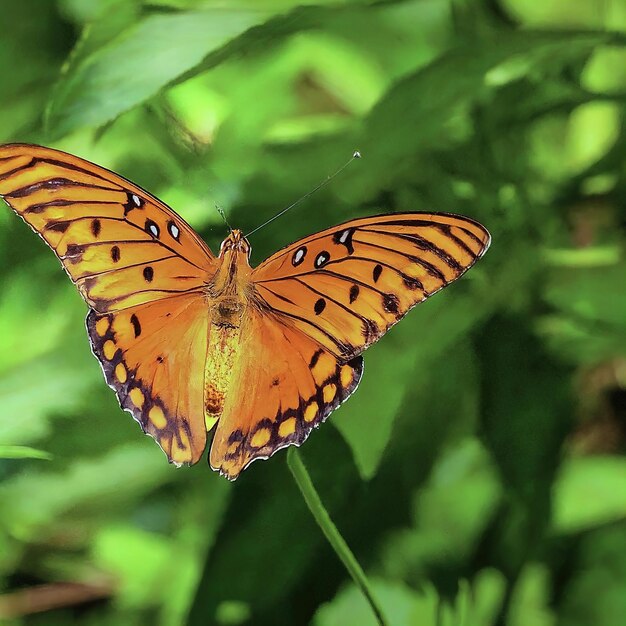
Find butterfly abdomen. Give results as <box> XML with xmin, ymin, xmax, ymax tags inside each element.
<box><xmin>204</xmin><ymin>292</ymin><xmax>249</xmax><ymax>431</ymax></box>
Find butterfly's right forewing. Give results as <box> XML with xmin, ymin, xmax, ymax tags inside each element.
<box><xmin>0</xmin><ymin>143</ymin><xmax>216</xmax><ymax>313</ymax></box>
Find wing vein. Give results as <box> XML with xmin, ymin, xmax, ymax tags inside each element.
<box><xmin>43</xmin><ymin>214</ymin><xmax>208</xmax><ymax>273</ymax></box>
<box><xmin>69</xmin><ymin>255</ymin><xmax>179</xmax><ymax>280</ymax></box>
<box><xmin>291</xmin><ymin>277</ymin><xmax>371</xmax><ymax>326</ymax></box>
<box><xmin>362</xmin><ymin>228</ymin><xmax>465</xmax><ymax>269</ymax></box>
<box><xmin>255</xmin><ymin>284</ymin><xmax>349</xmax><ymax>355</ymax></box>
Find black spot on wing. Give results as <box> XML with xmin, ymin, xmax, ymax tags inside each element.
<box><xmin>309</xmin><ymin>349</ymin><xmax>324</xmax><ymax>369</ymax></box>
<box><xmin>64</xmin><ymin>243</ymin><xmax>85</xmax><ymax>262</ymax></box>
<box><xmin>167</xmin><ymin>220</ymin><xmax>180</xmax><ymax>242</ymax></box>
<box><xmin>332</xmin><ymin>228</ymin><xmax>355</xmax><ymax>254</ymax></box>
<box><xmin>362</xmin><ymin>319</ymin><xmax>380</xmax><ymax>343</ymax></box>
<box><xmin>124</xmin><ymin>192</ymin><xmax>144</xmax><ymax>216</ymax></box>
<box><xmin>349</xmin><ymin>284</ymin><xmax>359</xmax><ymax>303</ymax></box>
<box><xmin>373</xmin><ymin>264</ymin><xmax>382</xmax><ymax>283</ymax></box>
<box><xmin>315</xmin><ymin>251</ymin><xmax>330</xmax><ymax>268</ymax></box>
<box><xmin>143</xmin><ymin>266</ymin><xmax>154</xmax><ymax>282</ymax></box>
<box><xmin>130</xmin><ymin>313</ymin><xmax>141</xmax><ymax>337</ymax></box>
<box><xmin>403</xmin><ymin>276</ymin><xmax>424</xmax><ymax>290</ymax></box>
<box><xmin>46</xmin><ymin>221</ymin><xmax>70</xmax><ymax>233</ymax></box>
<box><xmin>383</xmin><ymin>293</ymin><xmax>400</xmax><ymax>315</ymax></box>
<box><xmin>292</xmin><ymin>246</ymin><xmax>307</xmax><ymax>267</ymax></box>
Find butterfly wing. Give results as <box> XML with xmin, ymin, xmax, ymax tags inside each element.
<box><xmin>0</xmin><ymin>143</ymin><xmax>216</xmax><ymax>312</ymax></box>
<box><xmin>251</xmin><ymin>212</ymin><xmax>490</xmax><ymax>360</ymax></box>
<box><xmin>0</xmin><ymin>144</ymin><xmax>217</xmax><ymax>464</ymax></box>
<box><xmin>209</xmin><ymin>308</ymin><xmax>363</xmax><ymax>480</ymax></box>
<box><xmin>87</xmin><ymin>293</ymin><xmax>210</xmax><ymax>465</ymax></box>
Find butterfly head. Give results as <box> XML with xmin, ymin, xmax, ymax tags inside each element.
<box><xmin>219</xmin><ymin>229</ymin><xmax>251</xmax><ymax>259</ymax></box>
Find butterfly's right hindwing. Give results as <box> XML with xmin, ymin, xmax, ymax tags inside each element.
<box><xmin>87</xmin><ymin>293</ymin><xmax>210</xmax><ymax>465</ymax></box>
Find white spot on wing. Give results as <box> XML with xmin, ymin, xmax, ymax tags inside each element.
<box><xmin>339</xmin><ymin>229</ymin><xmax>351</xmax><ymax>244</ymax></box>
<box><xmin>168</xmin><ymin>222</ymin><xmax>180</xmax><ymax>240</ymax></box>
<box><xmin>149</xmin><ymin>224</ymin><xmax>159</xmax><ymax>237</ymax></box>
<box><xmin>315</xmin><ymin>252</ymin><xmax>330</xmax><ymax>268</ymax></box>
<box><xmin>132</xmin><ymin>194</ymin><xmax>142</xmax><ymax>206</ymax></box>
<box><xmin>293</xmin><ymin>247</ymin><xmax>306</xmax><ymax>266</ymax></box>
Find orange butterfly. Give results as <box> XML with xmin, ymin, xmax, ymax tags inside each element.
<box><xmin>0</xmin><ymin>144</ymin><xmax>490</xmax><ymax>479</ymax></box>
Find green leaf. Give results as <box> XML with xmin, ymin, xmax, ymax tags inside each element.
<box><xmin>566</xmin><ymin>101</ymin><xmax>621</xmax><ymax>174</ymax></box>
<box><xmin>0</xmin><ymin>445</ymin><xmax>52</xmax><ymax>460</ymax></box>
<box><xmin>475</xmin><ymin>317</ymin><xmax>573</xmax><ymax>574</ymax></box>
<box><xmin>477</xmin><ymin>317</ymin><xmax>572</xmax><ymax>505</ymax></box>
<box><xmin>334</xmin><ymin>287</ymin><xmax>491</xmax><ymax>479</ymax></box>
<box><xmin>313</xmin><ymin>573</ymin><xmax>508</xmax><ymax>626</ymax></box>
<box><xmin>552</xmin><ymin>456</ymin><xmax>626</xmax><ymax>534</ymax></box>
<box><xmin>0</xmin><ymin>444</ymin><xmax>172</xmax><ymax>539</ymax></box>
<box><xmin>45</xmin><ymin>9</ymin><xmax>269</xmax><ymax>137</ymax></box>
<box><xmin>313</xmin><ymin>579</ymin><xmax>440</xmax><ymax>626</ymax></box>
<box><xmin>92</xmin><ymin>525</ymin><xmax>175</xmax><ymax>608</ymax></box>
<box><xmin>357</xmin><ymin>30</ymin><xmax>621</xmax><ymax>191</ymax></box>
<box><xmin>508</xmin><ymin>563</ymin><xmax>555</xmax><ymax>626</ymax></box>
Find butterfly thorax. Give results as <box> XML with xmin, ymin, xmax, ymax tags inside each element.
<box><xmin>208</xmin><ymin>230</ymin><xmax>252</xmax><ymax>325</ymax></box>
<box><xmin>203</xmin><ymin>230</ymin><xmax>253</xmax><ymax>429</ymax></box>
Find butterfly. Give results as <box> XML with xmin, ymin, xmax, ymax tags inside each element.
<box><xmin>0</xmin><ymin>144</ymin><xmax>490</xmax><ymax>479</ymax></box>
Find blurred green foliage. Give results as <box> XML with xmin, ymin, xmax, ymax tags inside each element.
<box><xmin>1</xmin><ymin>0</ymin><xmax>625</xmax><ymax>624</ymax></box>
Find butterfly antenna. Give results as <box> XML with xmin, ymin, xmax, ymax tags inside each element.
<box><xmin>244</xmin><ymin>150</ymin><xmax>361</xmax><ymax>238</ymax></box>
<box><xmin>215</xmin><ymin>202</ymin><xmax>234</xmax><ymax>234</ymax></box>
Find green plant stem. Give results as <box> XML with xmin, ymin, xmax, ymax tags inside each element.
<box><xmin>287</xmin><ymin>448</ymin><xmax>388</xmax><ymax>626</ymax></box>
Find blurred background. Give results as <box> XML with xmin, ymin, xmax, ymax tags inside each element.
<box><xmin>1</xmin><ymin>0</ymin><xmax>625</xmax><ymax>624</ymax></box>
